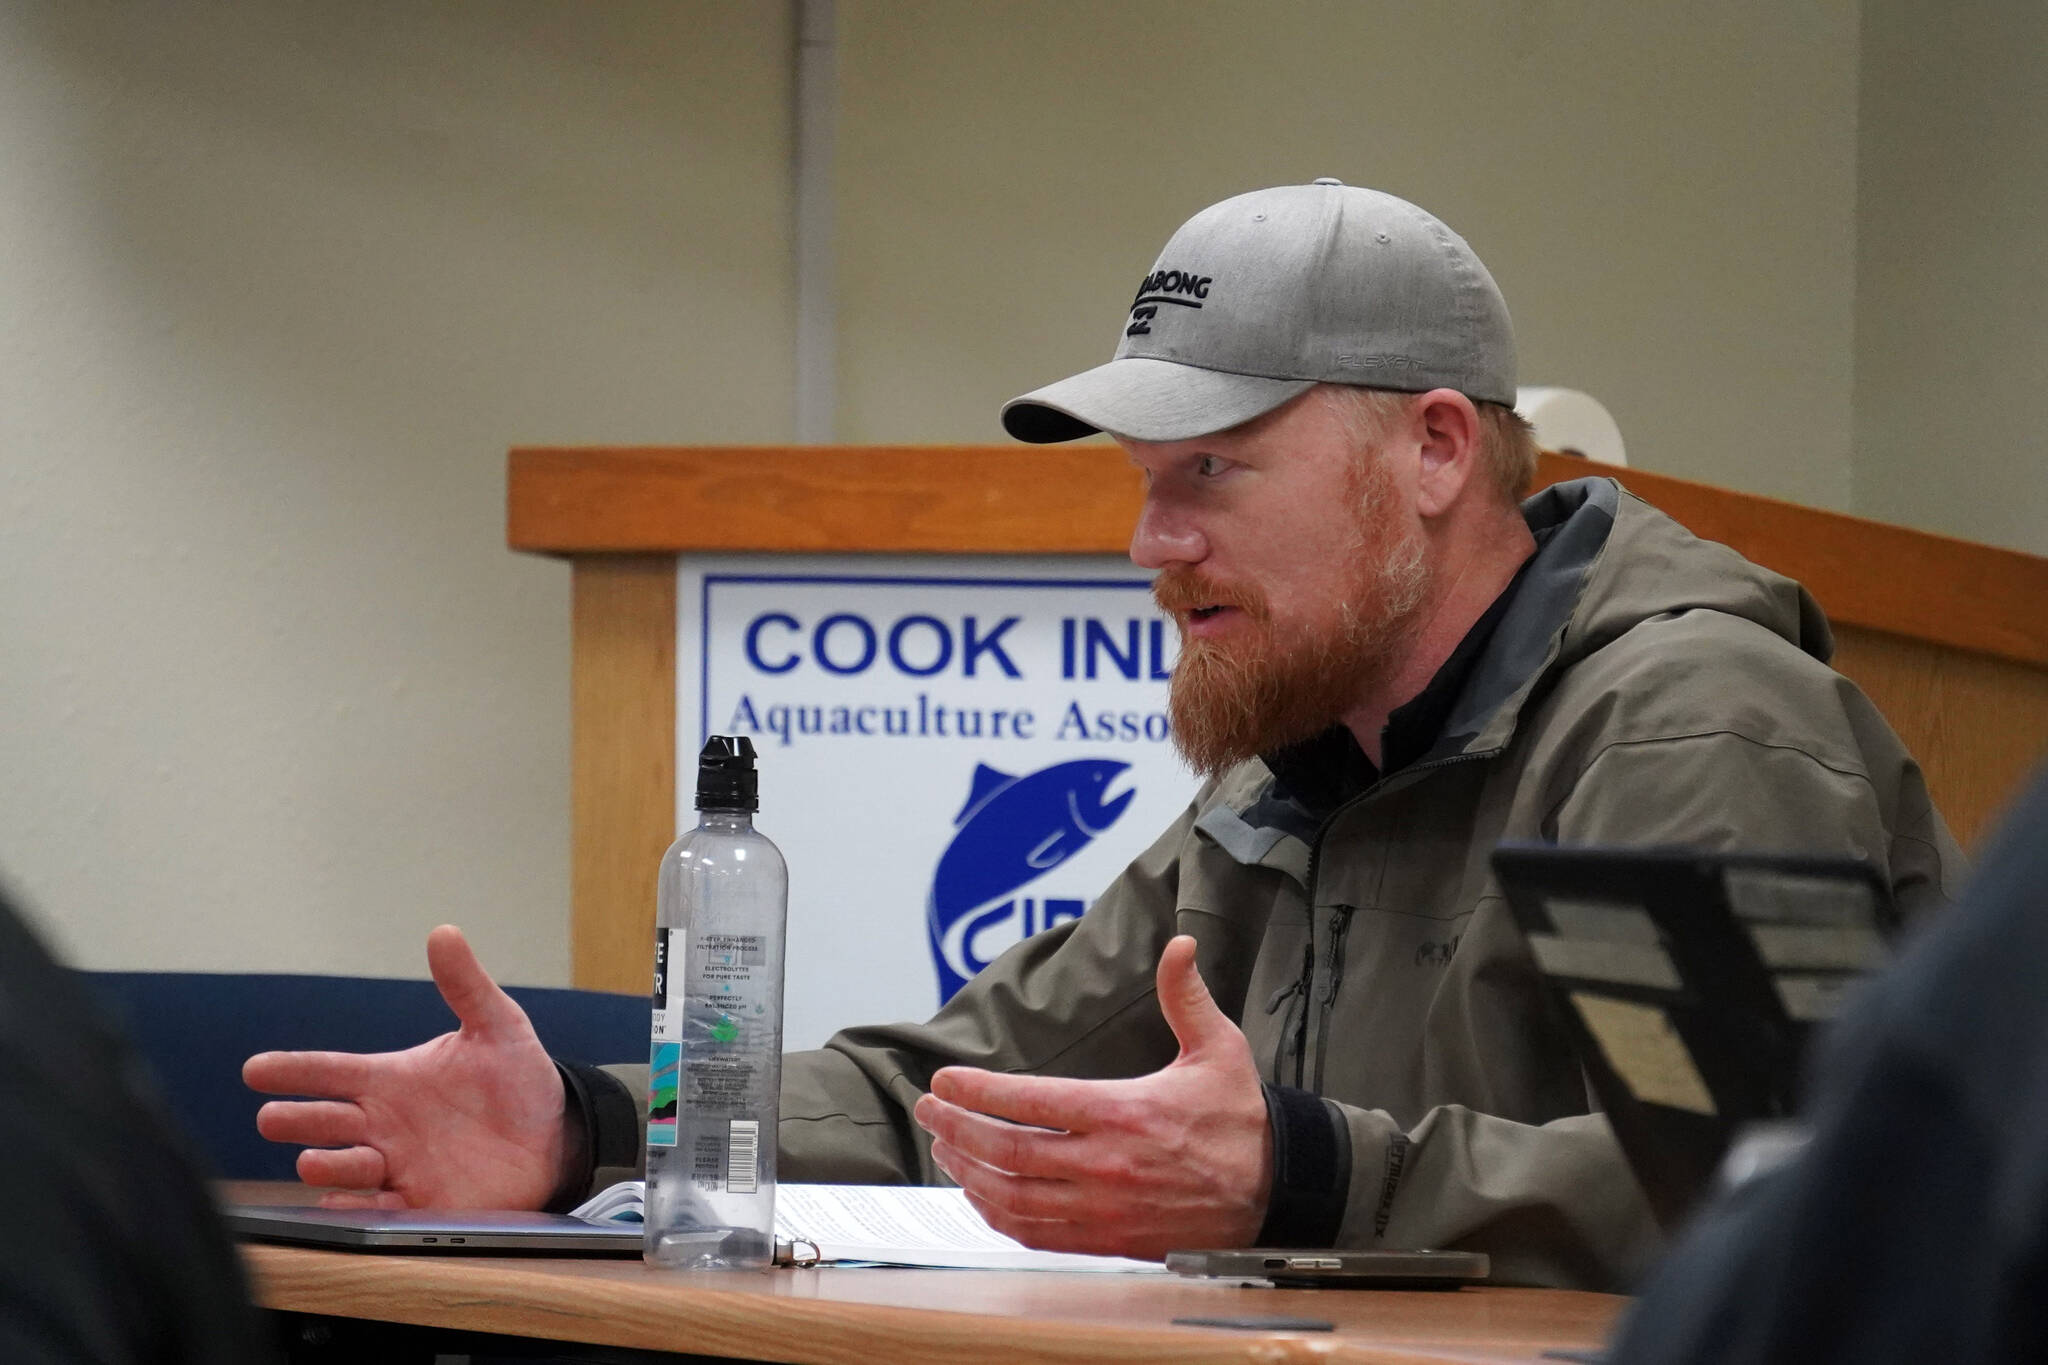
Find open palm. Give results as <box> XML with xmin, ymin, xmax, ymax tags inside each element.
<box><xmin>243</xmin><ymin>925</ymin><xmax>571</xmax><ymax>1210</ymax></box>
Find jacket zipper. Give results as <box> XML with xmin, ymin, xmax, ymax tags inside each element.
<box><xmin>1263</xmin><ymin>938</ymin><xmax>1316</xmax><ymax>1087</ymax></box>
<box><xmin>1311</xmin><ymin>904</ymin><xmax>1355</xmax><ymax>1094</ymax></box>
<box><xmin>1282</xmin><ymin>746</ymin><xmax>1499</xmax><ymax>1093</ymax></box>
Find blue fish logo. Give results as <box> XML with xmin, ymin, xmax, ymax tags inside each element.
<box><xmin>927</xmin><ymin>758</ymin><xmax>1136</xmax><ymax>1002</ymax></box>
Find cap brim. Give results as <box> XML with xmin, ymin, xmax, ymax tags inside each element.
<box><xmin>1001</xmin><ymin>358</ymin><xmax>1317</xmax><ymax>444</ymax></box>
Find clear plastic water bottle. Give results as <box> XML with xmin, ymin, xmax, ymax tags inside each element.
<box><xmin>645</xmin><ymin>735</ymin><xmax>789</xmax><ymax>1270</ymax></box>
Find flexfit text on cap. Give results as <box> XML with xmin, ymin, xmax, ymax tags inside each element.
<box><xmin>1001</xmin><ymin>179</ymin><xmax>1516</xmax><ymax>444</ymax></box>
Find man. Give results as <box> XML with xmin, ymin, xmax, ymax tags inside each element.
<box><xmin>245</xmin><ymin>181</ymin><xmax>1961</xmax><ymax>1290</ymax></box>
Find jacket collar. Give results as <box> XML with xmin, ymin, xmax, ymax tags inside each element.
<box><xmin>1195</xmin><ymin>478</ymin><xmax>1620</xmax><ymax>874</ymax></box>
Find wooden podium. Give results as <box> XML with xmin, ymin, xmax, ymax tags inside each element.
<box><xmin>507</xmin><ymin>447</ymin><xmax>2048</xmax><ymax>992</ymax></box>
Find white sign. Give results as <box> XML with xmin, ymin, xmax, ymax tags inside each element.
<box><xmin>678</xmin><ymin>554</ymin><xmax>1196</xmax><ymax>1050</ymax></box>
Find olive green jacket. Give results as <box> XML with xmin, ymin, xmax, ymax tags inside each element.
<box><xmin>589</xmin><ymin>477</ymin><xmax>1963</xmax><ymax>1291</ymax></box>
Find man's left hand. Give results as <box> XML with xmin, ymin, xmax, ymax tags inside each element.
<box><xmin>911</xmin><ymin>934</ymin><xmax>1273</xmax><ymax>1260</ymax></box>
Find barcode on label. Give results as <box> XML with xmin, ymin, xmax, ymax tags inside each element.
<box><xmin>727</xmin><ymin>1119</ymin><xmax>759</xmax><ymax>1194</ymax></box>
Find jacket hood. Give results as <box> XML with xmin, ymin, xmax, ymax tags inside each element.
<box><xmin>1424</xmin><ymin>476</ymin><xmax>1833</xmax><ymax>764</ymax></box>
<box><xmin>1205</xmin><ymin>476</ymin><xmax>1837</xmax><ymax>849</ymax></box>
<box><xmin>1540</xmin><ymin>477</ymin><xmax>1832</xmax><ymax>673</ymax></box>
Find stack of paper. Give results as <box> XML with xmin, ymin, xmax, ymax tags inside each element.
<box><xmin>571</xmin><ymin>1181</ymin><xmax>1162</xmax><ymax>1273</ymax></box>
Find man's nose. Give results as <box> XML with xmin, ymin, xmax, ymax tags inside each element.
<box><xmin>1128</xmin><ymin>492</ymin><xmax>1206</xmax><ymax>570</ymax></box>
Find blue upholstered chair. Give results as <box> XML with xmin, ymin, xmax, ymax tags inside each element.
<box><xmin>81</xmin><ymin>970</ymin><xmax>648</xmax><ymax>1179</ymax></box>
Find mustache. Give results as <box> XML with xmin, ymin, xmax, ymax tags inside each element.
<box><xmin>1151</xmin><ymin>568</ymin><xmax>1268</xmax><ymax>621</ymax></box>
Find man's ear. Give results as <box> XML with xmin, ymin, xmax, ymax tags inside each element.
<box><xmin>1412</xmin><ymin>389</ymin><xmax>1481</xmax><ymax>518</ymax></box>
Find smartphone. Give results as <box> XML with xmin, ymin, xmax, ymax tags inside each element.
<box><xmin>1165</xmin><ymin>1248</ymin><xmax>1489</xmax><ymax>1289</ymax></box>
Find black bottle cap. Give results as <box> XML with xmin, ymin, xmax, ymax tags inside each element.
<box><xmin>694</xmin><ymin>735</ymin><xmax>759</xmax><ymax>812</ymax></box>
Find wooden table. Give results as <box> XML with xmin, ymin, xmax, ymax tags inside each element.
<box><xmin>231</xmin><ymin>1187</ymin><xmax>1622</xmax><ymax>1365</ymax></box>
<box><xmin>242</xmin><ymin>1245</ymin><xmax>1620</xmax><ymax>1364</ymax></box>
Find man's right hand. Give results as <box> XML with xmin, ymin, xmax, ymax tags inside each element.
<box><xmin>242</xmin><ymin>924</ymin><xmax>575</xmax><ymax>1211</ymax></box>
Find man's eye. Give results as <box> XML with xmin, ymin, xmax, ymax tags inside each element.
<box><xmin>1196</xmin><ymin>455</ymin><xmax>1226</xmax><ymax>477</ymax></box>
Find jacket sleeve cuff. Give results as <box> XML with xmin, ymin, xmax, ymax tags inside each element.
<box><xmin>1254</xmin><ymin>1083</ymin><xmax>1353</xmax><ymax>1247</ymax></box>
<box><xmin>549</xmin><ymin>1060</ymin><xmax>643</xmax><ymax>1211</ymax></box>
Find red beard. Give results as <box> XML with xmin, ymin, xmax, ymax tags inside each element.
<box><xmin>1154</xmin><ymin>459</ymin><xmax>1431</xmax><ymax>775</ymax></box>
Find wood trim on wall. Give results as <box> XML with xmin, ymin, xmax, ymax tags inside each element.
<box><xmin>510</xmin><ymin>445</ymin><xmax>1147</xmax><ymax>556</ymax></box>
<box><xmin>511</xmin><ymin>447</ymin><xmax>2048</xmax><ymax>671</ymax></box>
<box><xmin>1830</xmin><ymin>624</ymin><xmax>2048</xmax><ymax>850</ymax></box>
<box><xmin>570</xmin><ymin>556</ymin><xmax>676</xmax><ymax>993</ymax></box>
<box><xmin>1569</xmin><ymin>458</ymin><xmax>2048</xmax><ymax>673</ymax></box>
<box><xmin>524</xmin><ymin>448</ymin><xmax>2048</xmax><ymax>986</ymax></box>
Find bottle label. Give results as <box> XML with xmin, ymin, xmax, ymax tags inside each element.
<box><xmin>726</xmin><ymin>1119</ymin><xmax>760</xmax><ymax>1194</ymax></box>
<box><xmin>646</xmin><ymin>928</ymin><xmax>773</xmax><ymax>1168</ymax></box>
<box><xmin>647</xmin><ymin>928</ymin><xmax>680</xmax><ymax>1148</ymax></box>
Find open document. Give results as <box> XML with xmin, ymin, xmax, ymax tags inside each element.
<box><xmin>571</xmin><ymin>1181</ymin><xmax>1163</xmax><ymax>1273</ymax></box>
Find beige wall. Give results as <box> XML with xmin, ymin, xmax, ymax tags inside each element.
<box><xmin>834</xmin><ymin>0</ymin><xmax>1863</xmax><ymax>516</ymax></box>
<box><xmin>0</xmin><ymin>1</ymin><xmax>793</xmax><ymax>981</ymax></box>
<box><xmin>1854</xmin><ymin>0</ymin><xmax>2048</xmax><ymax>555</ymax></box>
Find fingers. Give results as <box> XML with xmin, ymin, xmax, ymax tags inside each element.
<box><xmin>927</xmin><ymin>1067</ymin><xmax>1122</xmax><ymax>1133</ymax></box>
<box><xmin>930</xmin><ymin>1139</ymin><xmax>1095</xmax><ymax>1221</ymax></box>
<box><xmin>1153</xmin><ymin>934</ymin><xmax>1229</xmax><ymax>1057</ymax></box>
<box><xmin>917</xmin><ymin>1094</ymin><xmax>1099</xmax><ymax>1181</ymax></box>
<box><xmin>957</xmin><ymin>1188</ymin><xmax>1075</xmax><ymax>1249</ymax></box>
<box><xmin>959</xmin><ymin>1188</ymin><xmax>1152</xmax><ymax>1260</ymax></box>
<box><xmin>243</xmin><ymin>1049</ymin><xmax>377</xmax><ymax>1098</ymax></box>
<box><xmin>254</xmin><ymin>1099</ymin><xmax>368</xmax><ymax>1149</ymax></box>
<box><xmin>945</xmin><ymin>1139</ymin><xmax>1232</xmax><ymax>1261</ymax></box>
<box><xmin>424</xmin><ymin>924</ymin><xmax>529</xmax><ymax>1038</ymax></box>
<box><xmin>296</xmin><ymin>1144</ymin><xmax>388</xmax><ymax>1192</ymax></box>
<box><xmin>318</xmin><ymin>1189</ymin><xmax>410</xmax><ymax>1211</ymax></box>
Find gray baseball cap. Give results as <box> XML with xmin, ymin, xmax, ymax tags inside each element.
<box><xmin>1001</xmin><ymin>179</ymin><xmax>1516</xmax><ymax>444</ymax></box>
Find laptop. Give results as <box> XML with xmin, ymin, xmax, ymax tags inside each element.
<box><xmin>1490</xmin><ymin>843</ymin><xmax>1898</xmax><ymax>1231</ymax></box>
<box><xmin>225</xmin><ymin>1204</ymin><xmax>643</xmax><ymax>1255</ymax></box>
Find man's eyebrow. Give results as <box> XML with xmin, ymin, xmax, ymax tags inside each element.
<box><xmin>1122</xmin><ymin>444</ymin><xmax>1235</xmax><ymax>475</ymax></box>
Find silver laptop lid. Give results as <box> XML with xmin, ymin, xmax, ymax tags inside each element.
<box><xmin>225</xmin><ymin>1203</ymin><xmax>641</xmax><ymax>1255</ymax></box>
